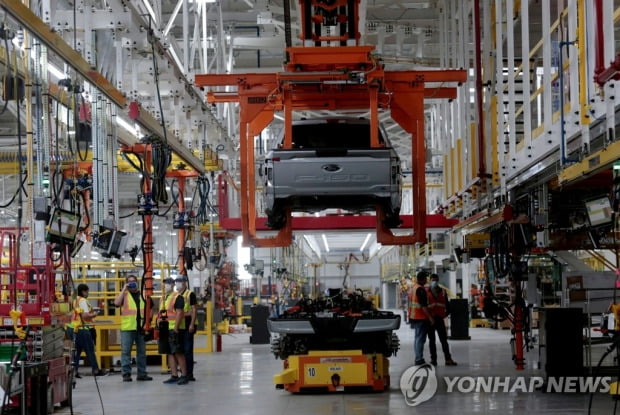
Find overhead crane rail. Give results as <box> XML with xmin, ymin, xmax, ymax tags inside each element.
<box><xmin>195</xmin><ymin>0</ymin><xmax>466</xmax><ymax>248</ymax></box>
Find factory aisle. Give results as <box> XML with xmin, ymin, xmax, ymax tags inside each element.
<box><xmin>57</xmin><ymin>323</ymin><xmax>612</xmax><ymax>414</ymax></box>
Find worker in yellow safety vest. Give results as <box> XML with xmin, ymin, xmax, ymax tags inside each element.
<box><xmin>67</xmin><ymin>284</ymin><xmax>107</xmax><ymax>378</ymax></box>
<box><xmin>426</xmin><ymin>273</ymin><xmax>457</xmax><ymax>366</ymax></box>
<box><xmin>176</xmin><ymin>274</ymin><xmax>197</xmax><ymax>381</ymax></box>
<box><xmin>159</xmin><ymin>277</ymin><xmax>188</xmax><ymax>385</ymax></box>
<box><xmin>408</xmin><ymin>271</ymin><xmax>434</xmax><ymax>365</ymax></box>
<box><xmin>114</xmin><ymin>274</ymin><xmax>154</xmax><ymax>382</ymax></box>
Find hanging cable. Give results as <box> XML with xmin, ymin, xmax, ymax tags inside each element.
<box><xmin>490</xmin><ymin>224</ymin><xmax>511</xmax><ymax>279</ymax></box>
<box><xmin>0</xmin><ymin>26</ymin><xmax>13</xmax><ymax>116</ymax></box>
<box><xmin>0</xmin><ymin>174</ymin><xmax>27</xmax><ymax>208</ymax></box>
<box><xmin>147</xmin><ymin>17</ymin><xmax>168</xmax><ymax>146</ymax></box>
<box><xmin>156</xmin><ymin>178</ymin><xmax>177</xmax><ymax>217</ymax></box>
<box><xmin>119</xmin><ymin>210</ymin><xmax>137</xmax><ymax>219</ymax></box>
<box><xmin>151</xmin><ymin>140</ymin><xmax>171</xmax><ymax>205</ymax></box>
<box><xmin>75</xmin><ymin>92</ymin><xmax>90</xmax><ymax>161</ymax></box>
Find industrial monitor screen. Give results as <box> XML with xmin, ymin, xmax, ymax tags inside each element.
<box><xmin>47</xmin><ymin>208</ymin><xmax>80</xmax><ymax>242</ymax></box>
<box><xmin>585</xmin><ymin>196</ymin><xmax>613</xmax><ymax>228</ymax></box>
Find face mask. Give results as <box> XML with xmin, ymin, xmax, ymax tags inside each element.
<box><xmin>164</xmin><ymin>283</ymin><xmax>173</xmax><ymax>293</ymax></box>
<box><xmin>430</xmin><ymin>281</ymin><xmax>439</xmax><ymax>288</ymax></box>
<box><xmin>175</xmin><ymin>282</ymin><xmax>184</xmax><ymax>291</ymax></box>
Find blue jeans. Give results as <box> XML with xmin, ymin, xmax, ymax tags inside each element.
<box><xmin>68</xmin><ymin>327</ymin><xmax>100</xmax><ymax>373</ymax></box>
<box><xmin>121</xmin><ymin>330</ymin><xmax>148</xmax><ymax>377</ymax></box>
<box><xmin>184</xmin><ymin>328</ymin><xmax>195</xmax><ymax>377</ymax></box>
<box><xmin>411</xmin><ymin>319</ymin><xmax>430</xmax><ymax>365</ymax></box>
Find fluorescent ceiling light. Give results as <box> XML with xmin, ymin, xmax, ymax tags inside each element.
<box><xmin>321</xmin><ymin>234</ymin><xmax>330</xmax><ymax>253</ymax></box>
<box><xmin>116</xmin><ymin>117</ymin><xmax>139</xmax><ymax>136</ymax></box>
<box><xmin>48</xmin><ymin>63</ymin><xmax>65</xmax><ymax>80</ymax></box>
<box><xmin>369</xmin><ymin>241</ymin><xmax>382</xmax><ymax>257</ymax></box>
<box><xmin>303</xmin><ymin>235</ymin><xmax>321</xmax><ymax>259</ymax></box>
<box><xmin>359</xmin><ymin>233</ymin><xmax>372</xmax><ymax>252</ymax></box>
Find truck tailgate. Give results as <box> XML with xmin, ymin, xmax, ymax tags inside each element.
<box><xmin>267</xmin><ymin>149</ymin><xmax>398</xmax><ymax>198</ymax></box>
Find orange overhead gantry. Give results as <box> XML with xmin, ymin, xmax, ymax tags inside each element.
<box><xmin>195</xmin><ymin>0</ymin><xmax>466</xmax><ymax>247</ymax></box>
<box><xmin>166</xmin><ymin>168</ymin><xmax>199</xmax><ymax>276</ymax></box>
<box><xmin>120</xmin><ymin>143</ymin><xmax>156</xmax><ymax>329</ymax></box>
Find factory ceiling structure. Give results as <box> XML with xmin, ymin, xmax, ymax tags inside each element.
<box><xmin>0</xmin><ymin>0</ymin><xmax>474</xmax><ymax>261</ymax></box>
<box><xmin>0</xmin><ymin>0</ymin><xmax>616</xmax><ymax>266</ymax></box>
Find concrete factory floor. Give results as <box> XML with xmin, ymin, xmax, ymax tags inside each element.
<box><xmin>56</xmin><ymin>317</ymin><xmax>616</xmax><ymax>415</ymax></box>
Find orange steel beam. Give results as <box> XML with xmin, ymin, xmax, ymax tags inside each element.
<box><xmin>194</xmin><ymin>73</ymin><xmax>277</xmax><ymax>88</ymax></box>
<box><xmin>207</xmin><ymin>87</ymin><xmax>457</xmax><ymax>111</ymax></box>
<box><xmin>121</xmin><ymin>143</ymin><xmax>154</xmax><ymax>329</ymax></box>
<box><xmin>166</xmin><ymin>169</ymin><xmax>199</xmax><ymax>275</ymax></box>
<box><xmin>284</xmin><ymin>46</ymin><xmax>375</xmax><ymax>69</ymax></box>
<box><xmin>207</xmin><ymin>87</ymin><xmax>457</xmax><ymax>104</ymax></box>
<box><xmin>61</xmin><ymin>163</ymin><xmax>94</xmax><ymax>241</ymax></box>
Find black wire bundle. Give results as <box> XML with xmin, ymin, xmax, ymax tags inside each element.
<box><xmin>194</xmin><ymin>175</ymin><xmax>217</xmax><ymax>225</ymax></box>
<box><xmin>194</xmin><ymin>176</ymin><xmax>210</xmax><ymax>225</ymax></box>
<box><xmin>490</xmin><ymin>224</ymin><xmax>511</xmax><ymax>278</ymax></box>
<box><xmin>151</xmin><ymin>141</ymin><xmax>171</xmax><ymax>205</ymax></box>
<box><xmin>0</xmin><ymin>28</ymin><xmax>13</xmax><ymax>116</ymax></box>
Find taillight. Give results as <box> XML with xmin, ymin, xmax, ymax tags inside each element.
<box><xmin>272</xmin><ymin>157</ymin><xmax>281</xmax><ymax>162</ymax></box>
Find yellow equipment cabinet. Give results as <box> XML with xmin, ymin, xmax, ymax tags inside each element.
<box><xmin>274</xmin><ymin>350</ymin><xmax>390</xmax><ymax>393</ymax></box>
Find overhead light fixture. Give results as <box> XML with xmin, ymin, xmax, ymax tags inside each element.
<box><xmin>369</xmin><ymin>241</ymin><xmax>382</xmax><ymax>257</ymax></box>
<box><xmin>47</xmin><ymin>63</ymin><xmax>65</xmax><ymax>80</ymax></box>
<box><xmin>303</xmin><ymin>235</ymin><xmax>321</xmax><ymax>259</ymax></box>
<box><xmin>321</xmin><ymin>234</ymin><xmax>330</xmax><ymax>253</ymax></box>
<box><xmin>359</xmin><ymin>233</ymin><xmax>372</xmax><ymax>252</ymax></box>
<box><xmin>116</xmin><ymin>117</ymin><xmax>140</xmax><ymax>137</ymax></box>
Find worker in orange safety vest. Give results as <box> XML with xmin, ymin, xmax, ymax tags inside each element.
<box><xmin>408</xmin><ymin>271</ymin><xmax>434</xmax><ymax>365</ymax></box>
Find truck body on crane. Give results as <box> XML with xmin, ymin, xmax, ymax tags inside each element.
<box><xmin>195</xmin><ymin>0</ymin><xmax>467</xmax><ymax>248</ymax></box>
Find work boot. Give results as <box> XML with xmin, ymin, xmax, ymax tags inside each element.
<box><xmin>163</xmin><ymin>376</ymin><xmax>179</xmax><ymax>384</ymax></box>
<box><xmin>123</xmin><ymin>374</ymin><xmax>132</xmax><ymax>382</ymax></box>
